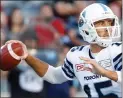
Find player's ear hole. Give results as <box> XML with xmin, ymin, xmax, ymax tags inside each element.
<box><xmin>85</xmin><ymin>31</ymin><xmax>89</xmax><ymax>35</ymax></box>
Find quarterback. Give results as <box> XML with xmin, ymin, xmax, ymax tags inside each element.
<box><xmin>6</xmin><ymin>3</ymin><xmax>122</xmax><ymax>97</ymax></box>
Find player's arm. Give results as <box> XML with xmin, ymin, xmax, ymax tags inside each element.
<box><xmin>80</xmin><ymin>57</ymin><xmax>121</xmax><ymax>83</ymax></box>
<box><xmin>25</xmin><ymin>54</ymin><xmax>48</xmax><ymax>77</ymax></box>
<box><xmin>25</xmin><ymin>54</ymin><xmax>72</xmax><ymax>84</ymax></box>
<box><xmin>103</xmin><ymin>70</ymin><xmax>121</xmax><ymax>83</ymax></box>
<box><xmin>5</xmin><ymin>40</ymin><xmax>75</xmax><ymax>84</ymax></box>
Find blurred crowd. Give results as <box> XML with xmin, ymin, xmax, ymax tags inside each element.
<box><xmin>1</xmin><ymin>0</ymin><xmax>122</xmax><ymax>98</ymax></box>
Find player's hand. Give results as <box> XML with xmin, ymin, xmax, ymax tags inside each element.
<box><xmin>5</xmin><ymin>40</ymin><xmax>28</xmax><ymax>60</ymax></box>
<box><xmin>79</xmin><ymin>57</ymin><xmax>106</xmax><ymax>76</ymax></box>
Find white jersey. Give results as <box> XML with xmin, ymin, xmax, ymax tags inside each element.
<box><xmin>96</xmin><ymin>42</ymin><xmax>122</xmax><ymax>71</ymax></box>
<box><xmin>61</xmin><ymin>43</ymin><xmax>122</xmax><ymax>97</ymax></box>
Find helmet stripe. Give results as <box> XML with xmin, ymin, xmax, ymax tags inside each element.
<box><xmin>82</xmin><ymin>11</ymin><xmax>86</xmax><ymax>18</ymax></box>
<box><xmin>99</xmin><ymin>3</ymin><xmax>107</xmax><ymax>11</ymax></box>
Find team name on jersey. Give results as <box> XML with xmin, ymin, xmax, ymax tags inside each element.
<box><xmin>84</xmin><ymin>74</ymin><xmax>104</xmax><ymax>81</ymax></box>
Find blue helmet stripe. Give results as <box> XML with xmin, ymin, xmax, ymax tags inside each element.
<box><xmin>82</xmin><ymin>11</ymin><xmax>86</xmax><ymax>18</ymax></box>
<box><xmin>99</xmin><ymin>4</ymin><xmax>107</xmax><ymax>11</ymax></box>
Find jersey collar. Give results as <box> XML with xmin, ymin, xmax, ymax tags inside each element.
<box><xmin>89</xmin><ymin>49</ymin><xmax>95</xmax><ymax>59</ymax></box>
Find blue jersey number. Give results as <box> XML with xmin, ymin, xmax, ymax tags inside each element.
<box><xmin>84</xmin><ymin>80</ymin><xmax>118</xmax><ymax>98</ymax></box>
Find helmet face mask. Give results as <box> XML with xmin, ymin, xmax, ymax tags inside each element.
<box><xmin>78</xmin><ymin>3</ymin><xmax>121</xmax><ymax>47</ymax></box>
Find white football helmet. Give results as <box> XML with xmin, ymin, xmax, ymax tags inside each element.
<box><xmin>78</xmin><ymin>3</ymin><xmax>120</xmax><ymax>47</ymax></box>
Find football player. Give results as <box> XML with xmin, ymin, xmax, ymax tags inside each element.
<box><xmin>6</xmin><ymin>3</ymin><xmax>121</xmax><ymax>97</ymax></box>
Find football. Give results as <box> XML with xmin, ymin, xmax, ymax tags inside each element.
<box><xmin>0</xmin><ymin>43</ymin><xmax>24</xmax><ymax>71</ymax></box>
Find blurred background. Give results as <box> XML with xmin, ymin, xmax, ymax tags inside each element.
<box><xmin>1</xmin><ymin>0</ymin><xmax>122</xmax><ymax>98</ymax></box>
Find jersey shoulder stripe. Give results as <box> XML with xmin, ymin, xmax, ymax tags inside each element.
<box><xmin>117</xmin><ymin>66</ymin><xmax>122</xmax><ymax>71</ymax></box>
<box><xmin>66</xmin><ymin>58</ymin><xmax>73</xmax><ymax>69</ymax></box>
<box><xmin>113</xmin><ymin>52</ymin><xmax>122</xmax><ymax>71</ymax></box>
<box><xmin>63</xmin><ymin>61</ymin><xmax>75</xmax><ymax>76</ymax></box>
<box><xmin>114</xmin><ymin>58</ymin><xmax>122</xmax><ymax>71</ymax></box>
<box><xmin>62</xmin><ymin>67</ymin><xmax>74</xmax><ymax>79</ymax></box>
<box><xmin>70</xmin><ymin>46</ymin><xmax>85</xmax><ymax>52</ymax></box>
<box><xmin>112</xmin><ymin>42</ymin><xmax>121</xmax><ymax>46</ymax></box>
<box><xmin>62</xmin><ymin>45</ymin><xmax>85</xmax><ymax>79</ymax></box>
<box><xmin>113</xmin><ymin>53</ymin><xmax>122</xmax><ymax>62</ymax></box>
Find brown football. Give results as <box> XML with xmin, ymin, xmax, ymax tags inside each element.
<box><xmin>0</xmin><ymin>43</ymin><xmax>24</xmax><ymax>71</ymax></box>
